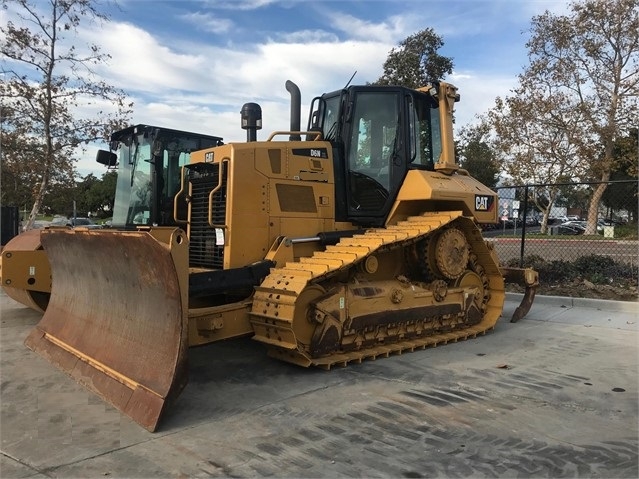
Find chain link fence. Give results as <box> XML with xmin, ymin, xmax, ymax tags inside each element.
<box><xmin>489</xmin><ymin>180</ymin><xmax>638</xmax><ymax>299</ymax></box>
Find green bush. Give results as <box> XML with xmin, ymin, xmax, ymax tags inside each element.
<box><xmin>614</xmin><ymin>222</ymin><xmax>638</xmax><ymax>240</ymax></box>
<box><xmin>574</xmin><ymin>254</ymin><xmax>635</xmax><ymax>281</ymax></box>
<box><xmin>506</xmin><ymin>254</ymin><xmax>633</xmax><ymax>284</ymax></box>
<box><xmin>506</xmin><ymin>255</ymin><xmax>574</xmax><ymax>282</ymax></box>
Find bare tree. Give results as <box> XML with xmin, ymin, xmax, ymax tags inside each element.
<box><xmin>491</xmin><ymin>0</ymin><xmax>639</xmax><ymax>235</ymax></box>
<box><xmin>489</xmin><ymin>76</ymin><xmax>593</xmax><ymax>232</ymax></box>
<box><xmin>0</xmin><ymin>0</ymin><xmax>132</xmax><ymax>229</ymax></box>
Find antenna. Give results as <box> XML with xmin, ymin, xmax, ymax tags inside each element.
<box><xmin>344</xmin><ymin>71</ymin><xmax>357</xmax><ymax>89</ymax></box>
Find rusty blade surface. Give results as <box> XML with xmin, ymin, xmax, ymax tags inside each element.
<box><xmin>3</xmin><ymin>227</ymin><xmax>43</xmax><ymax>251</ymax></box>
<box><xmin>25</xmin><ymin>228</ymin><xmax>189</xmax><ymax>431</ymax></box>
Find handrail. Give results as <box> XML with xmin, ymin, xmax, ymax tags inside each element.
<box><xmin>266</xmin><ymin>130</ymin><xmax>323</xmax><ymax>141</ymax></box>
<box><xmin>208</xmin><ymin>158</ymin><xmax>230</xmax><ymax>229</ymax></box>
<box><xmin>173</xmin><ymin>165</ymin><xmax>188</xmax><ymax>224</ymax></box>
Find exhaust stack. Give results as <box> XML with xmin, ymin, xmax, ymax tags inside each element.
<box><xmin>286</xmin><ymin>80</ymin><xmax>301</xmax><ymax>141</ymax></box>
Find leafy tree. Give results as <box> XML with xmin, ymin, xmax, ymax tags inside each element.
<box><xmin>602</xmin><ymin>128</ymin><xmax>638</xmax><ymax>220</ymax></box>
<box><xmin>0</xmin><ymin>126</ymin><xmax>43</xmax><ymax>211</ymax></box>
<box><xmin>44</xmin><ymin>180</ymin><xmax>76</xmax><ymax>217</ymax></box>
<box><xmin>73</xmin><ymin>173</ymin><xmax>100</xmax><ymax>215</ymax></box>
<box><xmin>373</xmin><ymin>29</ymin><xmax>454</xmax><ymax>87</ymax></box>
<box><xmin>85</xmin><ymin>170</ymin><xmax>117</xmax><ymax>216</ymax></box>
<box><xmin>553</xmin><ymin>183</ymin><xmax>591</xmax><ymax>215</ymax></box>
<box><xmin>0</xmin><ymin>0</ymin><xmax>132</xmax><ymax>230</ymax></box>
<box><xmin>41</xmin><ymin>170</ymin><xmax>116</xmax><ymax>217</ymax></box>
<box><xmin>456</xmin><ymin>120</ymin><xmax>500</xmax><ymax>189</ymax></box>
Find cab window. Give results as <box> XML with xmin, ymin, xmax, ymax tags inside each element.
<box><xmin>347</xmin><ymin>91</ymin><xmax>399</xmax><ymax>211</ymax></box>
<box><xmin>407</xmin><ymin>93</ymin><xmax>439</xmax><ymax>170</ymax></box>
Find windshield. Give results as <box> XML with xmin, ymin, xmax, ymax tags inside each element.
<box><xmin>112</xmin><ymin>133</ymin><xmax>152</xmax><ymax>226</ymax></box>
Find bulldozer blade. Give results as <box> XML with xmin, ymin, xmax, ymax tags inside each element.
<box><xmin>1</xmin><ymin>229</ymin><xmax>51</xmax><ymax>312</ymax></box>
<box><xmin>24</xmin><ymin>227</ymin><xmax>189</xmax><ymax>431</ymax></box>
<box><xmin>501</xmin><ymin>267</ymin><xmax>539</xmax><ymax>323</ymax></box>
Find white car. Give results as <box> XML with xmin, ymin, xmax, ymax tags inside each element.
<box><xmin>66</xmin><ymin>217</ymin><xmax>102</xmax><ymax>229</ymax></box>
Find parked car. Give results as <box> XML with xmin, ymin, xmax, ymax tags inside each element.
<box><xmin>33</xmin><ymin>220</ymin><xmax>51</xmax><ymax>229</ymax></box>
<box><xmin>548</xmin><ymin>216</ymin><xmax>569</xmax><ymax>225</ymax></box>
<box><xmin>22</xmin><ymin>220</ymin><xmax>52</xmax><ymax>231</ymax></box>
<box><xmin>66</xmin><ymin>217</ymin><xmax>102</xmax><ymax>229</ymax></box>
<box><xmin>554</xmin><ymin>223</ymin><xmax>585</xmax><ymax>235</ymax></box>
<box><xmin>50</xmin><ymin>216</ymin><xmax>69</xmax><ymax>227</ymax></box>
<box><xmin>566</xmin><ymin>220</ymin><xmax>604</xmax><ymax>234</ymax></box>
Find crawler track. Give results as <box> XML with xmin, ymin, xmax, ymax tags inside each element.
<box><xmin>250</xmin><ymin>211</ymin><xmax>506</xmax><ymax>368</ymax></box>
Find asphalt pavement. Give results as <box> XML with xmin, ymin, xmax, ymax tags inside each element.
<box><xmin>1</xmin><ymin>290</ymin><xmax>637</xmax><ymax>478</ymax></box>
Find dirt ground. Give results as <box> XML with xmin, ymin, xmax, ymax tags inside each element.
<box><xmin>506</xmin><ymin>278</ymin><xmax>639</xmax><ymax>302</ymax></box>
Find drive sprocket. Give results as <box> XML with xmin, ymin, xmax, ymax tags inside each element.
<box><xmin>425</xmin><ymin>227</ymin><xmax>470</xmax><ymax>280</ymax></box>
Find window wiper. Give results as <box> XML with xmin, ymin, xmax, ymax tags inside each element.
<box><xmin>130</xmin><ymin>139</ymin><xmax>140</xmax><ymax>187</ymax></box>
<box><xmin>325</xmin><ymin>121</ymin><xmax>337</xmax><ymax>141</ymax></box>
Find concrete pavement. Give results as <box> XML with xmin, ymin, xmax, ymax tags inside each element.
<box><xmin>1</xmin><ymin>291</ymin><xmax>637</xmax><ymax>478</ymax></box>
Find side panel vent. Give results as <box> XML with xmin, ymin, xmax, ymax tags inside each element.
<box><xmin>275</xmin><ymin>183</ymin><xmax>317</xmax><ymax>213</ymax></box>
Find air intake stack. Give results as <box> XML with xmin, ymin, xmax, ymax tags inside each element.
<box><xmin>240</xmin><ymin>102</ymin><xmax>262</xmax><ymax>142</ymax></box>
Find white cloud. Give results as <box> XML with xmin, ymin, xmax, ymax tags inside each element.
<box><xmin>179</xmin><ymin>12</ymin><xmax>234</xmax><ymax>34</ymax></box>
<box><xmin>276</xmin><ymin>29</ymin><xmax>339</xmax><ymax>43</ymax></box>
<box><xmin>327</xmin><ymin>12</ymin><xmax>409</xmax><ymax>44</ymax></box>
<box><xmin>83</xmin><ymin>22</ymin><xmax>209</xmax><ymax>93</ymax></box>
<box><xmin>199</xmin><ymin>0</ymin><xmax>279</xmax><ymax>11</ymax></box>
<box><xmin>519</xmin><ymin>0</ymin><xmax>572</xmax><ymax>18</ymax></box>
<box><xmin>448</xmin><ymin>70</ymin><xmax>519</xmax><ymax>129</ymax></box>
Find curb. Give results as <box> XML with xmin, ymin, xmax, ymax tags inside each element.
<box><xmin>506</xmin><ymin>292</ymin><xmax>639</xmax><ymax>313</ymax></box>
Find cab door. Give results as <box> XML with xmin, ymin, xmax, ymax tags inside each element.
<box><xmin>343</xmin><ymin>88</ymin><xmax>404</xmax><ymax>226</ymax></box>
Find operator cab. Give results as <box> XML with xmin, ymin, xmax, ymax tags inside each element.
<box><xmin>309</xmin><ymin>85</ymin><xmax>442</xmax><ymax>227</ymax></box>
<box><xmin>97</xmin><ymin>125</ymin><xmax>223</xmax><ymax>228</ymax></box>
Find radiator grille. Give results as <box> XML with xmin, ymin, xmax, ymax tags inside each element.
<box><xmin>187</xmin><ymin>163</ymin><xmax>227</xmax><ymax>268</ymax></box>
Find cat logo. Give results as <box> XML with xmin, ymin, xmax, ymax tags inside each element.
<box><xmin>204</xmin><ymin>152</ymin><xmax>214</xmax><ymax>163</ymax></box>
<box><xmin>475</xmin><ymin>195</ymin><xmax>494</xmax><ymax>211</ymax></box>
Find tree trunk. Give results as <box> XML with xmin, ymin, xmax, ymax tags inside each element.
<box><xmin>24</xmin><ymin>171</ymin><xmax>50</xmax><ymax>231</ymax></box>
<box><xmin>585</xmin><ymin>173</ymin><xmax>610</xmax><ymax>235</ymax></box>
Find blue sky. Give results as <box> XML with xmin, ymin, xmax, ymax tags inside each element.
<box><xmin>3</xmin><ymin>0</ymin><xmax>570</xmax><ymax>176</ymax></box>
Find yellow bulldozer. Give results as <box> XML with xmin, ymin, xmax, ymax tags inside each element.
<box><xmin>19</xmin><ymin>80</ymin><xmax>538</xmax><ymax>432</ymax></box>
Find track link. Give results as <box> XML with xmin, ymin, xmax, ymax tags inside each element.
<box><xmin>249</xmin><ymin>211</ymin><xmax>505</xmax><ymax>368</ymax></box>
